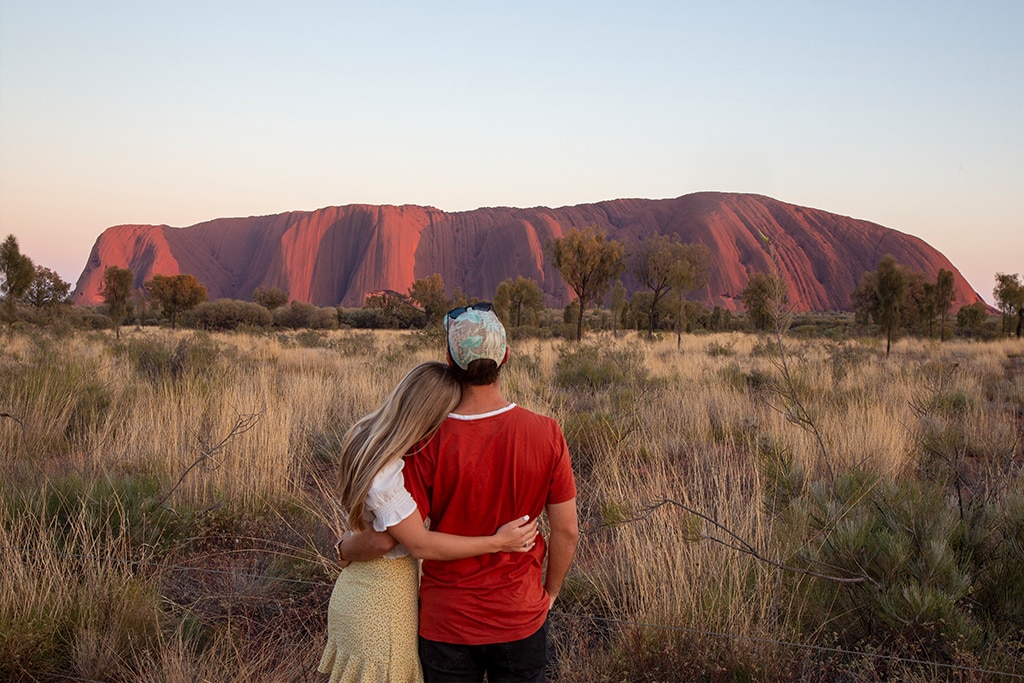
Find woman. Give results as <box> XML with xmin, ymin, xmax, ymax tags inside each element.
<box><xmin>318</xmin><ymin>361</ymin><xmax>537</xmax><ymax>683</ymax></box>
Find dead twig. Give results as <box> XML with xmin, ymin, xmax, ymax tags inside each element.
<box><xmin>606</xmin><ymin>497</ymin><xmax>873</xmax><ymax>586</ymax></box>
<box><xmin>154</xmin><ymin>410</ymin><xmax>264</xmax><ymax>510</ymax></box>
<box><xmin>0</xmin><ymin>410</ymin><xmax>32</xmax><ymax>459</ymax></box>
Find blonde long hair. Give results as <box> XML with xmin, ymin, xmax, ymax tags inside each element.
<box><xmin>337</xmin><ymin>361</ymin><xmax>460</xmax><ymax>531</ymax></box>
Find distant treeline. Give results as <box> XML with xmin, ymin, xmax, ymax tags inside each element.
<box><xmin>2</xmin><ymin>232</ymin><xmax>1022</xmax><ymax>343</ymax></box>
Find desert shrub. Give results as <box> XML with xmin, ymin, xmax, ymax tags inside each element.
<box><xmin>273</xmin><ymin>301</ymin><xmax>321</xmax><ymax>329</ymax></box>
<box><xmin>758</xmin><ymin>442</ymin><xmax>806</xmax><ymax>515</ymax></box>
<box><xmin>337</xmin><ymin>303</ymin><xmax>421</xmax><ymax>329</ymax></box>
<box><xmin>333</xmin><ymin>331</ymin><xmax>378</xmax><ymax>357</ymax></box>
<box><xmin>560</xmin><ymin>410</ymin><xmax>621</xmax><ymax>477</ymax></box>
<box><xmin>554</xmin><ymin>341</ymin><xmax>649</xmax><ymax>391</ymax></box>
<box><xmin>501</xmin><ymin>324</ymin><xmax>546</xmax><ymax>342</ymax></box>
<box><xmin>0</xmin><ymin>343</ymin><xmax>115</xmax><ymax>458</ymax></box>
<box><xmin>113</xmin><ymin>337</ymin><xmax>174</xmax><ymax>383</ymax></box>
<box><xmin>0</xmin><ymin>477</ymin><xmax>180</xmax><ymax>681</ymax></box>
<box><xmin>823</xmin><ymin>339</ymin><xmax>874</xmax><ymax>382</ymax></box>
<box><xmin>971</xmin><ymin>493</ymin><xmax>1024</xmax><ymax>630</ymax></box>
<box><xmin>751</xmin><ymin>335</ymin><xmax>783</xmax><ymax>357</ymax></box>
<box><xmin>308</xmin><ymin>306</ymin><xmax>339</xmax><ymax>330</ymax></box>
<box><xmin>718</xmin><ymin>362</ymin><xmax>772</xmax><ymax>393</ymax></box>
<box><xmin>112</xmin><ymin>333</ymin><xmax>224</xmax><ymax>384</ymax></box>
<box><xmin>934</xmin><ymin>388</ymin><xmax>975</xmax><ymax>416</ymax></box>
<box><xmin>185</xmin><ymin>299</ymin><xmax>273</xmax><ymax>331</ymax></box>
<box><xmin>337</xmin><ymin>306</ymin><xmax>391</xmax><ymax>329</ymax></box>
<box><xmin>67</xmin><ymin>307</ymin><xmax>112</xmax><ymax>331</ymax></box>
<box><xmin>955</xmin><ymin>302</ymin><xmax>998</xmax><ymax>340</ymax></box>
<box><xmin>780</xmin><ymin>473</ymin><xmax>991</xmax><ymax>662</ymax></box>
<box><xmin>705</xmin><ymin>339</ymin><xmax>736</xmax><ymax>357</ymax></box>
<box><xmin>293</xmin><ymin>330</ymin><xmax>329</xmax><ymax>348</ymax></box>
<box><xmin>3</xmin><ymin>473</ymin><xmax>187</xmax><ymax>553</ymax></box>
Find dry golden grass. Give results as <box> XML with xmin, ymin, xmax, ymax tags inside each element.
<box><xmin>1</xmin><ymin>325</ymin><xmax>1022</xmax><ymax>680</ymax></box>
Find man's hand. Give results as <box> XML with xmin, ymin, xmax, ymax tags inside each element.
<box><xmin>333</xmin><ymin>534</ymin><xmax>353</xmax><ymax>569</ymax></box>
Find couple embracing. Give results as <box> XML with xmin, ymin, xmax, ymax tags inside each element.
<box><xmin>318</xmin><ymin>304</ymin><xmax>579</xmax><ymax>682</ymax></box>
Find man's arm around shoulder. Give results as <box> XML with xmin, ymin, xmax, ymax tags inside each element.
<box><xmin>543</xmin><ymin>497</ymin><xmax>579</xmax><ymax>610</ymax></box>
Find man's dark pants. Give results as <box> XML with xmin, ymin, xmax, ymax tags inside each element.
<box><xmin>418</xmin><ymin>619</ymin><xmax>548</xmax><ymax>682</ymax></box>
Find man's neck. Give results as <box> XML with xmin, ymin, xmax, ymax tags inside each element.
<box><xmin>453</xmin><ymin>382</ymin><xmax>510</xmax><ymax>416</ymax></box>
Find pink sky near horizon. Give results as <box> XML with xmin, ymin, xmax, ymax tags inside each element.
<box><xmin>2</xmin><ymin>2</ymin><xmax>1021</xmax><ymax>305</ymax></box>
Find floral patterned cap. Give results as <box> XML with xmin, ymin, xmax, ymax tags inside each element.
<box><xmin>444</xmin><ymin>306</ymin><xmax>507</xmax><ymax>370</ymax></box>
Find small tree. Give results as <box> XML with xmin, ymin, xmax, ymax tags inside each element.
<box><xmin>709</xmin><ymin>305</ymin><xmax>732</xmax><ymax>332</ymax></box>
<box><xmin>610</xmin><ymin>280</ymin><xmax>627</xmax><ymax>331</ymax></box>
<box><xmin>667</xmin><ymin>243</ymin><xmax>712</xmax><ymax>347</ymax></box>
<box><xmin>364</xmin><ymin>290</ymin><xmax>417</xmax><ymax>328</ymax></box>
<box><xmin>24</xmin><ymin>265</ymin><xmax>71</xmax><ymax>311</ymax></box>
<box><xmin>549</xmin><ymin>225</ymin><xmax>625</xmax><ymax>341</ymax></box>
<box><xmin>902</xmin><ymin>270</ymin><xmax>928</xmax><ymax>333</ymax></box>
<box><xmin>934</xmin><ymin>269</ymin><xmax>955</xmax><ymax>341</ymax></box>
<box><xmin>920</xmin><ymin>281</ymin><xmax>939</xmax><ymax>338</ymax></box>
<box><xmin>851</xmin><ymin>255</ymin><xmax>909</xmax><ymax>357</ymax></box>
<box><xmin>993</xmin><ymin>272</ymin><xmax>1024</xmax><ymax>338</ymax></box>
<box><xmin>253</xmin><ymin>286</ymin><xmax>289</xmax><ymax>310</ymax></box>
<box><xmin>409</xmin><ymin>274</ymin><xmax>449</xmax><ymax>326</ymax></box>
<box><xmin>145</xmin><ymin>273</ymin><xmax>208</xmax><ymax>329</ymax></box>
<box><xmin>631</xmin><ymin>234</ymin><xmax>682</xmax><ymax>338</ymax></box>
<box><xmin>101</xmin><ymin>266</ymin><xmax>134</xmax><ymax>338</ymax></box>
<box><xmin>1</xmin><ymin>235</ymin><xmax>34</xmax><ymax>324</ymax></box>
<box><xmin>956</xmin><ymin>302</ymin><xmax>988</xmax><ymax>336</ymax></box>
<box><xmin>131</xmin><ymin>288</ymin><xmax>149</xmax><ymax>328</ymax></box>
<box><xmin>741</xmin><ymin>271</ymin><xmax>788</xmax><ymax>331</ymax></box>
<box><xmin>494</xmin><ymin>276</ymin><xmax>543</xmax><ymax>328</ymax></box>
<box><xmin>449</xmin><ymin>286</ymin><xmax>469</xmax><ymax>309</ymax></box>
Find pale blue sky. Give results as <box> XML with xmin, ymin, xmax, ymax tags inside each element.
<box><xmin>1</xmin><ymin>1</ymin><xmax>1021</xmax><ymax>303</ymax></box>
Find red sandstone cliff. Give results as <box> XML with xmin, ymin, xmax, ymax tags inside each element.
<box><xmin>72</xmin><ymin>192</ymin><xmax>984</xmax><ymax>312</ymax></box>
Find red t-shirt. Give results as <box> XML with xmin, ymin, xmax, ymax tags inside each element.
<box><xmin>403</xmin><ymin>404</ymin><xmax>576</xmax><ymax>645</ymax></box>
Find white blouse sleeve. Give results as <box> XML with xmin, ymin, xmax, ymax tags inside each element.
<box><xmin>365</xmin><ymin>459</ymin><xmax>418</xmax><ymax>532</ymax></box>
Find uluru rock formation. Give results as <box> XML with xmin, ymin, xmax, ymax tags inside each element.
<box><xmin>72</xmin><ymin>192</ymin><xmax>985</xmax><ymax>312</ymax></box>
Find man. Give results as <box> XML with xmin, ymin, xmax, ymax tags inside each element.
<box><xmin>406</xmin><ymin>303</ymin><xmax>578</xmax><ymax>681</ymax></box>
<box><xmin>340</xmin><ymin>303</ymin><xmax>578</xmax><ymax>682</ymax></box>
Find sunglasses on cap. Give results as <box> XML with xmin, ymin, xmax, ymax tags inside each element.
<box><xmin>444</xmin><ymin>302</ymin><xmax>494</xmax><ymax>328</ymax></box>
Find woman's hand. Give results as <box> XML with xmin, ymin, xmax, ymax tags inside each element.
<box><xmin>493</xmin><ymin>515</ymin><xmax>539</xmax><ymax>553</ymax></box>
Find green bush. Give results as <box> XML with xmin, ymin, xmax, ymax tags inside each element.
<box><xmin>705</xmin><ymin>340</ymin><xmax>736</xmax><ymax>357</ymax></box>
<box><xmin>0</xmin><ymin>477</ymin><xmax>174</xmax><ymax>681</ymax></box>
<box><xmin>337</xmin><ymin>306</ymin><xmax>391</xmax><ymax>329</ymax></box>
<box><xmin>112</xmin><ymin>333</ymin><xmax>224</xmax><ymax>384</ymax></box>
<box><xmin>2</xmin><ymin>473</ymin><xmax>188</xmax><ymax>551</ymax></box>
<box><xmin>0</xmin><ymin>341</ymin><xmax>114</xmax><ymax>457</ymax></box>
<box><xmin>718</xmin><ymin>362</ymin><xmax>772</xmax><ymax>393</ymax></box>
<box><xmin>971</xmin><ymin>493</ymin><xmax>1024</xmax><ymax>629</ymax></box>
<box><xmin>825</xmin><ymin>340</ymin><xmax>873</xmax><ymax>382</ymax></box>
<box><xmin>561</xmin><ymin>410</ymin><xmax>620</xmax><ymax>477</ymax></box>
<box><xmin>308</xmin><ymin>306</ymin><xmax>339</xmax><ymax>330</ymax></box>
<box><xmin>113</xmin><ymin>337</ymin><xmax>174</xmax><ymax>382</ymax></box>
<box><xmin>779</xmin><ymin>473</ymin><xmax>1001</xmax><ymax>661</ymax></box>
<box><xmin>273</xmin><ymin>301</ymin><xmax>335</xmax><ymax>329</ymax></box>
<box><xmin>554</xmin><ymin>341</ymin><xmax>649</xmax><ymax>391</ymax></box>
<box><xmin>185</xmin><ymin>299</ymin><xmax>273</xmax><ymax>331</ymax></box>
<box><xmin>334</xmin><ymin>331</ymin><xmax>378</xmax><ymax>356</ymax></box>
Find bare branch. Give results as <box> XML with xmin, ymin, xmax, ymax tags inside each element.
<box><xmin>154</xmin><ymin>410</ymin><xmax>264</xmax><ymax>510</ymax></box>
<box><xmin>0</xmin><ymin>410</ymin><xmax>32</xmax><ymax>458</ymax></box>
<box><xmin>604</xmin><ymin>497</ymin><xmax>873</xmax><ymax>586</ymax></box>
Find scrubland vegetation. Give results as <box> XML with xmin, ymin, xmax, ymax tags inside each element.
<box><xmin>2</xmin><ymin>324</ymin><xmax>1022</xmax><ymax>681</ymax></box>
